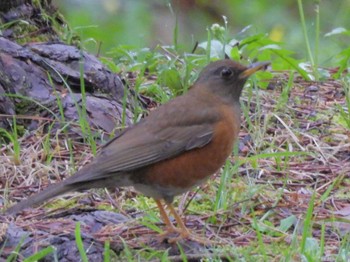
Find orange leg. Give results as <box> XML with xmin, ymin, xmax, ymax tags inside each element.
<box><xmin>155</xmin><ymin>199</ymin><xmax>182</xmax><ymax>236</ymax></box>
<box><xmin>155</xmin><ymin>200</ymin><xmax>176</xmax><ymax>232</ymax></box>
<box><xmin>155</xmin><ymin>199</ymin><xmax>213</xmax><ymax>245</ymax></box>
<box><xmin>167</xmin><ymin>202</ymin><xmax>213</xmax><ymax>244</ymax></box>
<box><xmin>167</xmin><ymin>203</ymin><xmax>190</xmax><ymax>238</ymax></box>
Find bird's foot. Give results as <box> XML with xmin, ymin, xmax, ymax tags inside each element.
<box><xmin>158</xmin><ymin>225</ymin><xmax>183</xmax><ymax>239</ymax></box>
<box><xmin>169</xmin><ymin>231</ymin><xmax>213</xmax><ymax>245</ymax></box>
<box><xmin>159</xmin><ymin>226</ymin><xmax>214</xmax><ymax>245</ymax></box>
<box><xmin>154</xmin><ymin>200</ymin><xmax>220</xmax><ymax>245</ymax></box>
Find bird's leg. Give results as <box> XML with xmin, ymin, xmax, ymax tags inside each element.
<box><xmin>166</xmin><ymin>203</ymin><xmax>190</xmax><ymax>238</ymax></box>
<box><xmin>167</xmin><ymin>203</ymin><xmax>212</xmax><ymax>245</ymax></box>
<box><xmin>155</xmin><ymin>199</ymin><xmax>182</xmax><ymax>237</ymax></box>
<box><xmin>155</xmin><ymin>200</ymin><xmax>214</xmax><ymax>245</ymax></box>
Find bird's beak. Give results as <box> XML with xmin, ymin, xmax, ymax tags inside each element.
<box><xmin>239</xmin><ymin>61</ymin><xmax>270</xmax><ymax>79</ymax></box>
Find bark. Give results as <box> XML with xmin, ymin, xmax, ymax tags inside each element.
<box><xmin>0</xmin><ymin>37</ymin><xmax>133</xmax><ymax>135</ymax></box>
<box><xmin>0</xmin><ymin>0</ymin><xmax>134</xmax><ymax>136</ymax></box>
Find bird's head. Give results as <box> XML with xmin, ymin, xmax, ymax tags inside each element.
<box><xmin>194</xmin><ymin>59</ymin><xmax>270</xmax><ymax>102</ymax></box>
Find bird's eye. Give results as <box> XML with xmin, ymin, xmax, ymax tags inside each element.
<box><xmin>220</xmin><ymin>68</ymin><xmax>233</xmax><ymax>78</ymax></box>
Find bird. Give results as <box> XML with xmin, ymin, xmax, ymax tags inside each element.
<box><xmin>6</xmin><ymin>59</ymin><xmax>269</xmax><ymax>243</ymax></box>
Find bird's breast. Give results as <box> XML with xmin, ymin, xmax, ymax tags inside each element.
<box><xmin>133</xmin><ymin>104</ymin><xmax>240</xmax><ymax>199</ymax></box>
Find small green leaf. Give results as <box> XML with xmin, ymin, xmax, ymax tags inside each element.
<box><xmin>159</xmin><ymin>68</ymin><xmax>183</xmax><ymax>94</ymax></box>
<box><xmin>279</xmin><ymin>215</ymin><xmax>297</xmax><ymax>232</ymax></box>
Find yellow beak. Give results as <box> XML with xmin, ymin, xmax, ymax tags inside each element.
<box><xmin>239</xmin><ymin>61</ymin><xmax>270</xmax><ymax>79</ymax></box>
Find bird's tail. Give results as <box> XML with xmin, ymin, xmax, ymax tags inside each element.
<box><xmin>6</xmin><ymin>181</ymin><xmax>72</xmax><ymax>215</ymax></box>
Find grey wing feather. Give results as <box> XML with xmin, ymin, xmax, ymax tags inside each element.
<box><xmin>68</xmin><ymin>123</ymin><xmax>214</xmax><ymax>183</ymax></box>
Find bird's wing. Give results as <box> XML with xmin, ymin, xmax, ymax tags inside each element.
<box><xmin>68</xmin><ymin>121</ymin><xmax>215</xmax><ymax>183</ymax></box>
<box><xmin>104</xmin><ymin>123</ymin><xmax>214</xmax><ymax>171</ymax></box>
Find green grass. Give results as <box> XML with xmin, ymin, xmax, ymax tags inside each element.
<box><xmin>297</xmin><ymin>0</ymin><xmax>319</xmax><ymax>80</ymax></box>
<box><xmin>22</xmin><ymin>246</ymin><xmax>57</xmax><ymax>262</ymax></box>
<box><xmin>0</xmin><ymin>117</ymin><xmax>20</xmax><ymax>165</ymax></box>
<box><xmin>75</xmin><ymin>222</ymin><xmax>89</xmax><ymax>262</ymax></box>
<box><xmin>337</xmin><ymin>80</ymin><xmax>350</xmax><ymax>129</ymax></box>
